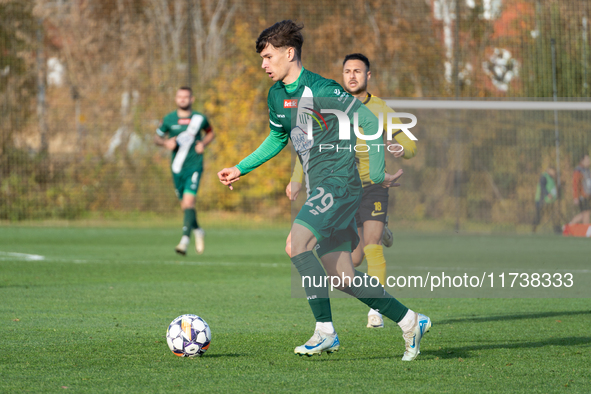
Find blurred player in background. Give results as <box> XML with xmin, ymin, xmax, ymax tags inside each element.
<box><xmin>155</xmin><ymin>87</ymin><xmax>215</xmax><ymax>255</ymax></box>
<box><xmin>569</xmin><ymin>154</ymin><xmax>591</xmax><ymax>225</ymax></box>
<box><xmin>532</xmin><ymin>167</ymin><xmax>557</xmax><ymax>233</ymax></box>
<box><xmin>218</xmin><ymin>20</ymin><xmax>430</xmax><ymax>360</ymax></box>
<box><xmin>286</xmin><ymin>53</ymin><xmax>417</xmax><ymax>329</ymax></box>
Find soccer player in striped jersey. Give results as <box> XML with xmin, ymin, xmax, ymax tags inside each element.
<box><xmin>218</xmin><ymin>20</ymin><xmax>430</xmax><ymax>360</ymax></box>
<box><xmin>287</xmin><ymin>53</ymin><xmax>417</xmax><ymax>329</ymax></box>
<box><xmin>155</xmin><ymin>87</ymin><xmax>215</xmax><ymax>255</ymax></box>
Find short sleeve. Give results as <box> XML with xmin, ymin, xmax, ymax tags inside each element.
<box><xmin>200</xmin><ymin>114</ymin><xmax>212</xmax><ymax>132</ymax></box>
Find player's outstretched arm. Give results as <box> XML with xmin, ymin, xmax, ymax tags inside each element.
<box><xmin>219</xmin><ymin>128</ymin><xmax>288</xmax><ymax>191</ymax></box>
<box><xmin>217</xmin><ymin>167</ymin><xmax>241</xmax><ymax>191</ymax></box>
<box><xmin>234</xmin><ymin>128</ymin><xmax>289</xmax><ymax>176</ymax></box>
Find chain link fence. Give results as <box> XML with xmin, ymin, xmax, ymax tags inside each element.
<box><xmin>1</xmin><ymin>0</ymin><xmax>590</xmax><ymax>231</ymax></box>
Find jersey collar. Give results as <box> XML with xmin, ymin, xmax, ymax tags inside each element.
<box><xmin>283</xmin><ymin>67</ymin><xmax>305</xmax><ymax>94</ymax></box>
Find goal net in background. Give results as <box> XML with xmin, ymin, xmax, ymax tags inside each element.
<box><xmin>381</xmin><ymin>99</ymin><xmax>591</xmax><ymax>233</ymax></box>
<box><xmin>1</xmin><ymin>0</ymin><xmax>590</xmax><ymax>232</ymax></box>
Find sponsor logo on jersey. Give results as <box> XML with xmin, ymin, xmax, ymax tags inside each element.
<box><xmin>284</xmin><ymin>99</ymin><xmax>298</xmax><ymax>108</ymax></box>
<box><xmin>277</xmin><ymin>114</ymin><xmax>285</xmax><ymax>118</ymax></box>
<box><xmin>178</xmin><ymin>118</ymin><xmax>191</xmax><ymax>125</ymax></box>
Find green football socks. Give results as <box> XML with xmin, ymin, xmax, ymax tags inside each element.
<box><xmin>183</xmin><ymin>209</ymin><xmax>199</xmax><ymax>237</ymax></box>
<box><xmin>291</xmin><ymin>251</ymin><xmax>407</xmax><ymax>324</ymax></box>
<box><xmin>291</xmin><ymin>251</ymin><xmax>332</xmax><ymax>323</ymax></box>
<box><xmin>346</xmin><ymin>270</ymin><xmax>408</xmax><ymax>323</ymax></box>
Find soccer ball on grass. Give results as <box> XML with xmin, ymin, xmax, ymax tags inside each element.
<box><xmin>166</xmin><ymin>314</ymin><xmax>211</xmax><ymax>357</ymax></box>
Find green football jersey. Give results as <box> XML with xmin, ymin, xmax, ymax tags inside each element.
<box><xmin>236</xmin><ymin>68</ymin><xmax>385</xmax><ymax>195</ymax></box>
<box><xmin>156</xmin><ymin>110</ymin><xmax>211</xmax><ymax>174</ymax></box>
<box><xmin>268</xmin><ymin>69</ymin><xmax>363</xmax><ymax>194</ymax></box>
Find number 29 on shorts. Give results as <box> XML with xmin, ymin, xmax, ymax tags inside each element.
<box><xmin>304</xmin><ymin>187</ymin><xmax>334</xmax><ymax>216</ymax></box>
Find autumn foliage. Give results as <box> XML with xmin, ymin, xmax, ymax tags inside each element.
<box><xmin>1</xmin><ymin>0</ymin><xmax>590</xmax><ymax>229</ymax></box>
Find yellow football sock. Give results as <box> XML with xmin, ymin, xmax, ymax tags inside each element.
<box><xmin>364</xmin><ymin>244</ymin><xmax>386</xmax><ymax>286</ymax></box>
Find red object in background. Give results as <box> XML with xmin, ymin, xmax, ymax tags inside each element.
<box><xmin>562</xmin><ymin>224</ymin><xmax>591</xmax><ymax>237</ymax></box>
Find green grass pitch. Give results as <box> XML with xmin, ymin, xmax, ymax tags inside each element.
<box><xmin>1</xmin><ymin>225</ymin><xmax>590</xmax><ymax>393</ymax></box>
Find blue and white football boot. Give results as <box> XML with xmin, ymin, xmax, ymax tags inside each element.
<box><xmin>401</xmin><ymin>313</ymin><xmax>432</xmax><ymax>361</ymax></box>
<box><xmin>294</xmin><ymin>330</ymin><xmax>340</xmax><ymax>356</ymax></box>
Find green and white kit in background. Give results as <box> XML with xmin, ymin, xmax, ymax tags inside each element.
<box><xmin>157</xmin><ymin>110</ymin><xmax>211</xmax><ymax>198</ymax></box>
<box><xmin>157</xmin><ymin>109</ymin><xmax>211</xmax><ymax>256</ymax></box>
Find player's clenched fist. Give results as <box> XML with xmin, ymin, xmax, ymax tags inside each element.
<box><xmin>195</xmin><ymin>141</ymin><xmax>205</xmax><ymax>154</ymax></box>
<box><xmin>164</xmin><ymin>137</ymin><xmax>177</xmax><ymax>151</ymax></box>
<box><xmin>217</xmin><ymin>166</ymin><xmax>241</xmax><ymax>190</ymax></box>
<box><xmin>381</xmin><ymin>168</ymin><xmax>403</xmax><ymax>188</ymax></box>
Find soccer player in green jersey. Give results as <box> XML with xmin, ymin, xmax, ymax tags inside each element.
<box><xmin>287</xmin><ymin>53</ymin><xmax>418</xmax><ymax>329</ymax></box>
<box><xmin>218</xmin><ymin>20</ymin><xmax>431</xmax><ymax>360</ymax></box>
<box><xmin>155</xmin><ymin>86</ymin><xmax>215</xmax><ymax>255</ymax></box>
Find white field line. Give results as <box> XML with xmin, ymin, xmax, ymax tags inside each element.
<box><xmin>0</xmin><ymin>251</ymin><xmax>282</xmax><ymax>268</ymax></box>
<box><xmin>1</xmin><ymin>251</ymin><xmax>590</xmax><ymax>273</ymax></box>
<box><xmin>0</xmin><ymin>251</ymin><xmax>45</xmax><ymax>261</ymax></box>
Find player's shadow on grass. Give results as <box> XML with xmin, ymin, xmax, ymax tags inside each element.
<box><xmin>437</xmin><ymin>310</ymin><xmax>591</xmax><ymax>325</ymax></box>
<box><xmin>424</xmin><ymin>336</ymin><xmax>591</xmax><ymax>360</ymax></box>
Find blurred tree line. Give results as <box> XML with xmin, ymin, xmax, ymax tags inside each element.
<box><xmin>0</xmin><ymin>0</ymin><xmax>590</xmax><ymax>227</ymax></box>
